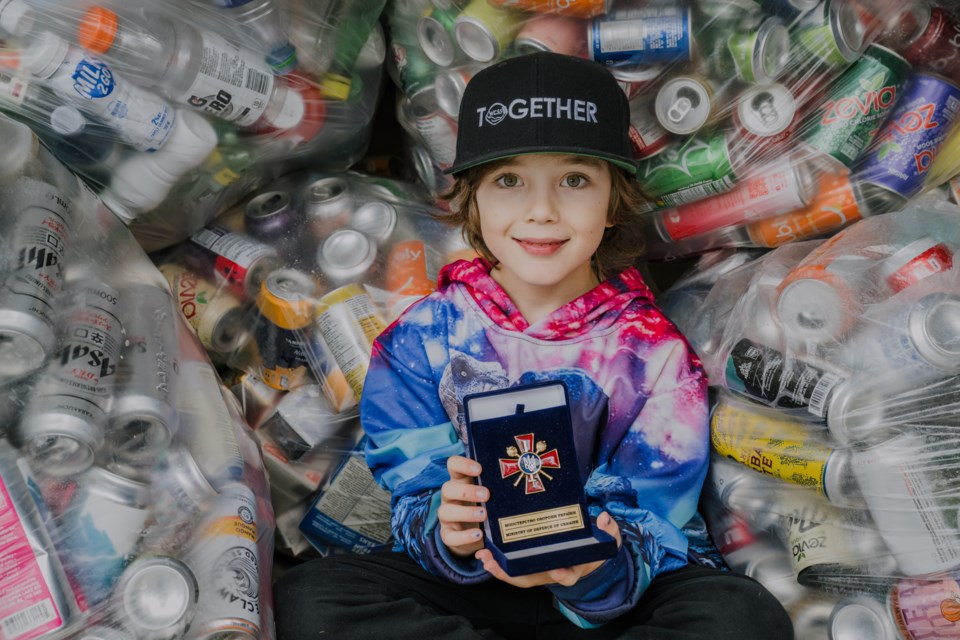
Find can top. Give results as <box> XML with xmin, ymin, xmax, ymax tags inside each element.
<box><xmin>304</xmin><ymin>177</ymin><xmax>353</xmax><ymax>218</ymax></box>
<box><xmin>830</xmin><ymin>0</ymin><xmax>867</xmax><ymax>62</ymax></box>
<box><xmin>418</xmin><ymin>13</ymin><xmax>458</xmax><ymax>67</ymax></box>
<box><xmin>120</xmin><ymin>556</ymin><xmax>199</xmax><ymax>633</ymax></box>
<box><xmin>737</xmin><ymin>83</ymin><xmax>796</xmax><ymax>137</ymax></box>
<box><xmin>246</xmin><ymin>191</ymin><xmax>293</xmax><ymax>222</ymax></box>
<box><xmin>754</xmin><ymin>17</ymin><xmax>790</xmax><ymax>84</ymax></box>
<box><xmin>350</xmin><ymin>201</ymin><xmax>398</xmax><ymax>243</ymax></box>
<box><xmin>435</xmin><ymin>66</ymin><xmax>473</xmax><ymax>119</ymax></box>
<box><xmin>825</xmin><ymin>377</ymin><xmax>890</xmax><ymax>446</ymax></box>
<box><xmin>909</xmin><ymin>292</ymin><xmax>960</xmax><ymax>372</ymax></box>
<box><xmin>317</xmin><ymin>229</ymin><xmax>377</xmax><ymax>281</ymax></box>
<box><xmin>829</xmin><ymin>596</ymin><xmax>898</xmax><ymax>640</ymax></box>
<box><xmin>258</xmin><ymin>269</ymin><xmax>317</xmax><ymax>328</ymax></box>
<box><xmin>655</xmin><ymin>76</ymin><xmax>712</xmax><ymax>135</ymax></box>
<box><xmin>776</xmin><ymin>275</ymin><xmax>855</xmax><ymax>343</ymax></box>
<box><xmin>455</xmin><ymin>17</ymin><xmax>500</xmax><ymax>63</ymax></box>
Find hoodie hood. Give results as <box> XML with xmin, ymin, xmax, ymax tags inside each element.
<box><xmin>438</xmin><ymin>258</ymin><xmax>655</xmax><ymax>340</ymax></box>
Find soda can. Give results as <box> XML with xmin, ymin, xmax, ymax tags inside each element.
<box><xmin>759</xmin><ymin>0</ymin><xmax>819</xmax><ymax>22</ymax></box>
<box><xmin>853</xmin><ymin>432</ymin><xmax>960</xmax><ymax>577</ymax></box>
<box><xmin>733</xmin><ymin>82</ymin><xmax>797</xmax><ymax>151</ymax></box>
<box><xmin>243</xmin><ymin>191</ymin><xmax>297</xmax><ymax>242</ymax></box>
<box><xmin>654</xmin><ymin>74</ymin><xmax>717</xmax><ymax>136</ymax></box>
<box><xmin>742</xmin><ymin>535</ymin><xmax>807</xmax><ymax>607</ymax></box>
<box><xmin>410</xmin><ymin>143</ymin><xmax>455</xmax><ymax>195</ymax></box>
<box><xmin>259</xmin><ymin>384</ymin><xmax>362</xmax><ymax>462</ymax></box>
<box><xmin>637</xmin><ymin>130</ymin><xmax>745</xmax><ymax>205</ymax></box>
<box><xmin>316</xmin><ymin>229</ymin><xmax>378</xmax><ymax>288</ymax></box>
<box><xmin>159</xmin><ymin>263</ymin><xmax>248</xmax><ymax>357</ymax></box>
<box><xmin>515</xmin><ymin>14</ymin><xmax>588</xmax><ymax>58</ymax></box>
<box><xmin>855</xmin><ymin>72</ymin><xmax>960</xmax><ymax>201</ymax></box>
<box><xmin>454</xmin><ymin>0</ymin><xmax>524</xmax><ymax>63</ymax></box>
<box><xmin>254</xmin><ymin>268</ymin><xmax>317</xmax><ymax>391</ymax></box>
<box><xmin>0</xmin><ymin>182</ymin><xmax>74</xmax><ymax>379</ymax></box>
<box><xmin>796</xmin><ymin>0</ymin><xmax>868</xmax><ymax>66</ymax></box>
<box><xmin>313</xmin><ymin>284</ymin><xmax>387</xmax><ymax>403</ymax></box>
<box><xmin>185</xmin><ymin>483</ymin><xmax>261</xmax><ymax>640</ymax></box>
<box><xmin>901</xmin><ymin>7</ymin><xmax>960</xmax><ymax>86</ymax></box>
<box><xmin>891</xmin><ymin>573</ymin><xmax>960</xmax><ymax>640</ymax></box>
<box><xmin>401</xmin><ymin>86</ymin><xmax>458</xmax><ymax>166</ymax></box>
<box><xmin>417</xmin><ymin>4</ymin><xmax>463</xmax><ymax>67</ymax></box>
<box><xmin>587</xmin><ymin>4</ymin><xmax>693</xmax><ymax>69</ymax></box>
<box><xmin>707</xmin><ymin>16</ymin><xmax>791</xmax><ymax>84</ymax></box>
<box><xmin>389</xmin><ymin>40</ymin><xmax>438</xmax><ymax>97</ymax></box>
<box><xmin>109</xmin><ymin>285</ymin><xmax>180</xmax><ymax>463</ymax></box>
<box><xmin>487</xmin><ymin>0</ymin><xmax>608</xmax><ymax>19</ymax></box>
<box><xmin>113</xmin><ymin>556</ymin><xmax>199</xmax><ymax>640</ymax></box>
<box><xmin>186</xmin><ymin>225</ymin><xmax>280</xmax><ymax>299</ymax></box>
<box><xmin>385</xmin><ymin>239</ymin><xmax>441</xmax><ymax>303</ymax></box>
<box><xmin>0</xmin><ymin>440</ymin><xmax>78</xmax><ymax>640</ymax></box>
<box><xmin>18</xmin><ymin>280</ymin><xmax>123</xmax><ymax>477</ymax></box>
<box><xmin>706</xmin><ymin>454</ymin><xmax>782</xmax><ymax>529</ymax></box>
<box><xmin>876</xmin><ymin>291</ymin><xmax>960</xmax><ymax>375</ymax></box>
<box><xmin>350</xmin><ymin>201</ymin><xmax>398</xmax><ymax>245</ymax></box>
<box><xmin>627</xmin><ymin>92</ymin><xmax>670</xmax><ymax>159</ymax></box>
<box><xmin>881</xmin><ymin>237</ymin><xmax>954</xmax><ymax>294</ymax></box>
<box><xmin>829</xmin><ymin>594</ymin><xmax>900</xmax><ymax>640</ymax></box>
<box><xmin>301</xmin><ymin>176</ymin><xmax>355</xmax><ymax>240</ymax></box>
<box><xmin>435</xmin><ymin>63</ymin><xmax>487</xmax><ymax>119</ymax></box>
<box><xmin>801</xmin><ymin>44</ymin><xmax>911</xmax><ymax>169</ymax></box>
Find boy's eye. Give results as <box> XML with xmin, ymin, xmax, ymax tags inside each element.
<box><xmin>495</xmin><ymin>174</ymin><xmax>520</xmax><ymax>188</ymax></box>
<box><xmin>564</xmin><ymin>174</ymin><xmax>587</xmax><ymax>188</ymax></box>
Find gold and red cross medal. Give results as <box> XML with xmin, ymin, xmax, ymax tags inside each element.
<box><xmin>499</xmin><ymin>433</ymin><xmax>561</xmax><ymax>494</ymax></box>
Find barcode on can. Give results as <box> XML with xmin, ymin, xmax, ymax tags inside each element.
<box><xmin>808</xmin><ymin>372</ymin><xmax>841</xmax><ymax>418</ymax></box>
<box><xmin>0</xmin><ymin>600</ymin><xmax>57</xmax><ymax>640</ymax></box>
<box><xmin>245</xmin><ymin>69</ymin><xmax>270</xmax><ymax>95</ymax></box>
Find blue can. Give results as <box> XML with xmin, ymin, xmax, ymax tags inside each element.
<box><xmin>855</xmin><ymin>73</ymin><xmax>960</xmax><ymax>201</ymax></box>
<box><xmin>588</xmin><ymin>4</ymin><xmax>692</xmax><ymax>68</ymax></box>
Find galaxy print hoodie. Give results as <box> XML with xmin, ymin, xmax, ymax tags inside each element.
<box><xmin>361</xmin><ymin>258</ymin><xmax>710</xmax><ymax>628</ymax></box>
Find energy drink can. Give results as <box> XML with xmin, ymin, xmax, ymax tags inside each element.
<box><xmin>186</xmin><ymin>483</ymin><xmax>261</xmax><ymax>640</ymax></box>
<box><xmin>243</xmin><ymin>191</ymin><xmax>297</xmax><ymax>242</ymax></box>
<box><xmin>313</xmin><ymin>284</ymin><xmax>387</xmax><ymax>403</ymax></box>
<box><xmin>487</xmin><ymin>0</ymin><xmax>608</xmax><ymax>19</ymax></box>
<box><xmin>514</xmin><ymin>14</ymin><xmax>588</xmax><ymax>57</ymax></box>
<box><xmin>187</xmin><ymin>225</ymin><xmax>280</xmax><ymax>299</ymax></box>
<box><xmin>109</xmin><ymin>285</ymin><xmax>180</xmax><ymax>463</ymax></box>
<box><xmin>829</xmin><ymin>594</ymin><xmax>900</xmax><ymax>640</ymax></box>
<box><xmin>796</xmin><ymin>0</ymin><xmax>868</xmax><ymax>66</ymax></box>
<box><xmin>654</xmin><ymin>74</ymin><xmax>716</xmax><ymax>135</ymax></box>
<box><xmin>637</xmin><ymin>130</ymin><xmax>744</xmax><ymax>205</ymax></box>
<box><xmin>627</xmin><ymin>93</ymin><xmax>671</xmax><ymax>159</ymax></box>
<box><xmin>301</xmin><ymin>176</ymin><xmax>354</xmax><ymax>239</ymax></box>
<box><xmin>254</xmin><ymin>268</ymin><xmax>317</xmax><ymax>391</ymax></box>
<box><xmin>316</xmin><ymin>229</ymin><xmax>378</xmax><ymax>288</ymax></box>
<box><xmin>801</xmin><ymin>44</ymin><xmax>911</xmax><ymax>168</ymax></box>
<box><xmin>855</xmin><ymin>73</ymin><xmax>960</xmax><ymax>201</ymax></box>
<box><xmin>434</xmin><ymin>63</ymin><xmax>487</xmax><ymax>119</ymax></box>
<box><xmin>588</xmin><ymin>4</ymin><xmax>693</xmax><ymax>68</ymax></box>
<box><xmin>880</xmin><ymin>238</ymin><xmax>954</xmax><ymax>293</ymax></box>
<box><xmin>417</xmin><ymin>4</ymin><xmax>463</xmax><ymax>67</ymax></box>
<box><xmin>113</xmin><ymin>556</ymin><xmax>199</xmax><ymax>640</ymax></box>
<box><xmin>454</xmin><ymin>0</ymin><xmax>524</xmax><ymax>63</ymax></box>
<box><xmin>18</xmin><ymin>280</ymin><xmax>123</xmax><ymax>477</ymax></box>
<box><xmin>159</xmin><ymin>263</ymin><xmax>248</xmax><ymax>357</ymax></box>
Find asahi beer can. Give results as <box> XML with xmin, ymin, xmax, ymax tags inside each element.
<box><xmin>891</xmin><ymin>573</ymin><xmax>960</xmax><ymax>640</ymax></box>
<box><xmin>877</xmin><ymin>291</ymin><xmax>960</xmax><ymax>375</ymax></box>
<box><xmin>853</xmin><ymin>433</ymin><xmax>960</xmax><ymax>577</ymax></box>
<box><xmin>349</xmin><ymin>201</ymin><xmax>398</xmax><ymax>245</ymax></box>
<box><xmin>434</xmin><ymin>63</ymin><xmax>486</xmax><ymax>119</ymax></box>
<box><xmin>829</xmin><ymin>594</ymin><xmax>900</xmax><ymax>640</ymax></box>
<box><xmin>114</xmin><ymin>556</ymin><xmax>199</xmax><ymax>640</ymax></box>
<box><xmin>417</xmin><ymin>4</ymin><xmax>462</xmax><ymax>67</ymax></box>
<box><xmin>316</xmin><ymin>229</ymin><xmax>378</xmax><ymax>287</ymax></box>
<box><xmin>19</xmin><ymin>280</ymin><xmax>123</xmax><ymax>477</ymax></box>
<box><xmin>637</xmin><ymin>130</ymin><xmax>742</xmax><ymax>205</ymax></box>
<box><xmin>902</xmin><ymin>7</ymin><xmax>960</xmax><ymax>86</ymax></box>
<box><xmin>881</xmin><ymin>238</ymin><xmax>954</xmax><ymax>293</ymax></box>
<box><xmin>454</xmin><ymin>0</ymin><xmax>524</xmax><ymax>63</ymax></box>
<box><xmin>855</xmin><ymin>73</ymin><xmax>960</xmax><ymax>201</ymax></box>
<box><xmin>0</xmin><ymin>440</ymin><xmax>77</xmax><ymax>640</ymax></box>
<box><xmin>796</xmin><ymin>0</ymin><xmax>867</xmax><ymax>66</ymax></box>
<box><xmin>243</xmin><ymin>191</ymin><xmax>297</xmax><ymax>242</ymax></box>
<box><xmin>254</xmin><ymin>268</ymin><xmax>317</xmax><ymax>391</ymax></box>
<box><xmin>655</xmin><ymin>75</ymin><xmax>715</xmax><ymax>135</ymax></box>
<box><xmin>588</xmin><ymin>4</ymin><xmax>692</xmax><ymax>68</ymax></box>
<box><xmin>187</xmin><ymin>225</ymin><xmax>280</xmax><ymax>299</ymax></box>
<box><xmin>159</xmin><ymin>263</ymin><xmax>248</xmax><ymax>357</ymax></box>
<box><xmin>186</xmin><ymin>483</ymin><xmax>261</xmax><ymax>640</ymax></box>
<box><xmin>301</xmin><ymin>176</ymin><xmax>354</xmax><ymax>239</ymax></box>
<box><xmin>627</xmin><ymin>93</ymin><xmax>670</xmax><ymax>159</ymax></box>
<box><xmin>733</xmin><ymin>82</ymin><xmax>797</xmax><ymax>149</ymax></box>
<box><xmin>515</xmin><ymin>14</ymin><xmax>588</xmax><ymax>57</ymax></box>
<box><xmin>801</xmin><ymin>44</ymin><xmax>910</xmax><ymax>168</ymax></box>
<box><xmin>109</xmin><ymin>285</ymin><xmax>180</xmax><ymax>463</ymax></box>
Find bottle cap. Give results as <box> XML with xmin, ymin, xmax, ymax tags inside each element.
<box><xmin>0</xmin><ymin>0</ymin><xmax>35</xmax><ymax>37</ymax></box>
<box><xmin>0</xmin><ymin>115</ymin><xmax>36</xmax><ymax>176</ymax></box>
<box><xmin>151</xmin><ymin>108</ymin><xmax>217</xmax><ymax>175</ymax></box>
<box><xmin>263</xmin><ymin>82</ymin><xmax>305</xmax><ymax>130</ymax></box>
<box><xmin>22</xmin><ymin>31</ymin><xmax>69</xmax><ymax>79</ymax></box>
<box><xmin>78</xmin><ymin>6</ymin><xmax>119</xmax><ymax>55</ymax></box>
<box><xmin>50</xmin><ymin>105</ymin><xmax>87</xmax><ymax>136</ymax></box>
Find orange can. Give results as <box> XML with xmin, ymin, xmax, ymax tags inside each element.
<box><xmin>488</xmin><ymin>0</ymin><xmax>607</xmax><ymax>18</ymax></box>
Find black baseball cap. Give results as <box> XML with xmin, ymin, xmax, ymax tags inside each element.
<box><xmin>445</xmin><ymin>52</ymin><xmax>638</xmax><ymax>175</ymax></box>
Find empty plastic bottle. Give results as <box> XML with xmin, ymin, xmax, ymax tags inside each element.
<box><xmin>77</xmin><ymin>4</ymin><xmax>304</xmax><ymax>131</ymax></box>
<box><xmin>205</xmin><ymin>0</ymin><xmax>298</xmax><ymax>75</ymax></box>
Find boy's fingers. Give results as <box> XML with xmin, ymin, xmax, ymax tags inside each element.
<box><xmin>447</xmin><ymin>455</ymin><xmax>482</xmax><ymax>479</ymax></box>
<box><xmin>441</xmin><ymin>480</ymin><xmax>489</xmax><ymax>504</ymax></box>
<box><xmin>440</xmin><ymin>524</ymin><xmax>483</xmax><ymax>549</ymax></box>
<box><xmin>597</xmin><ymin>512</ymin><xmax>621</xmax><ymax>547</ymax></box>
<box><xmin>437</xmin><ymin>502</ymin><xmax>486</xmax><ymax>525</ymax></box>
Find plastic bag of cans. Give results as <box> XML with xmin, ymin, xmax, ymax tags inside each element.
<box><xmin>154</xmin><ymin>169</ymin><xmax>476</xmax><ymax>557</ymax></box>
<box><xmin>658</xmin><ymin>197</ymin><xmax>960</xmax><ymax>639</ymax></box>
<box><xmin>0</xmin><ymin>0</ymin><xmax>387</xmax><ymax>254</ymax></box>
<box><xmin>0</xmin><ymin>112</ymin><xmax>277</xmax><ymax>640</ymax></box>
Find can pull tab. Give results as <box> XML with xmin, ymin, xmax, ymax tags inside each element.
<box><xmin>667</xmin><ymin>96</ymin><xmax>693</xmax><ymax>123</ymax></box>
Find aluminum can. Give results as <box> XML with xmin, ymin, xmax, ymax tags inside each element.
<box><xmin>159</xmin><ymin>263</ymin><xmax>248</xmax><ymax>357</ymax></box>
<box><xmin>454</xmin><ymin>0</ymin><xmax>524</xmax><ymax>63</ymax></box>
<box><xmin>733</xmin><ymin>82</ymin><xmax>797</xmax><ymax>150</ymax></box>
<box><xmin>259</xmin><ymin>383</ymin><xmax>362</xmax><ymax>462</ymax></box>
<box><xmin>301</xmin><ymin>176</ymin><xmax>355</xmax><ymax>239</ymax></box>
<box><xmin>722</xmin><ymin>337</ymin><xmax>845</xmax><ymax>419</ymax></box>
<box><xmin>515</xmin><ymin>14</ymin><xmax>588</xmax><ymax>57</ymax></box>
<box><xmin>829</xmin><ymin>594</ymin><xmax>900</xmax><ymax>640</ymax></box>
<box><xmin>789</xmin><ymin>596</ymin><xmax>836</xmax><ymax>640</ymax></box>
<box><xmin>114</xmin><ymin>556</ymin><xmax>199</xmax><ymax>640</ymax></box>
<box><xmin>876</xmin><ymin>291</ymin><xmax>960</xmax><ymax>375</ymax></box>
<box><xmin>880</xmin><ymin>237</ymin><xmax>954</xmax><ymax>294</ymax></box>
<box><xmin>349</xmin><ymin>201</ymin><xmax>398</xmax><ymax>245</ymax></box>
<box><xmin>588</xmin><ymin>4</ymin><xmax>692</xmax><ymax>68</ymax></box>
<box><xmin>0</xmin><ymin>181</ymin><xmax>74</xmax><ymax>379</ymax></box>
<box><xmin>110</xmin><ymin>285</ymin><xmax>180</xmax><ymax>463</ymax></box>
<box><xmin>654</xmin><ymin>74</ymin><xmax>716</xmax><ymax>135</ymax></box>
<box><xmin>417</xmin><ymin>4</ymin><xmax>462</xmax><ymax>67</ymax></box>
<box><xmin>0</xmin><ymin>440</ymin><xmax>77</xmax><ymax>640</ymax></box>
<box><xmin>855</xmin><ymin>73</ymin><xmax>960</xmax><ymax>201</ymax></box>
<box><xmin>653</xmin><ymin>154</ymin><xmax>815</xmax><ymax>242</ymax></box>
<box><xmin>706</xmin><ymin>454</ymin><xmax>782</xmax><ymax>529</ymax></box>
<box><xmin>487</xmin><ymin>0</ymin><xmax>607</xmax><ymax>19</ymax></box>
<box><xmin>853</xmin><ymin>432</ymin><xmax>960</xmax><ymax>577</ymax></box>
<box><xmin>316</xmin><ymin>229</ymin><xmax>378</xmax><ymax>287</ymax></box>
<box><xmin>304</xmin><ymin>328</ymin><xmax>355</xmax><ymax>413</ymax></box>
<box><xmin>796</xmin><ymin>0</ymin><xmax>868</xmax><ymax>66</ymax></box>
<box><xmin>254</xmin><ymin>268</ymin><xmax>317</xmax><ymax>391</ymax></box>
<box><xmin>759</xmin><ymin>0</ymin><xmax>819</xmax><ymax>21</ymax></box>
<box><xmin>706</xmin><ymin>16</ymin><xmax>790</xmax><ymax>84</ymax></box>
<box><xmin>627</xmin><ymin>93</ymin><xmax>670</xmax><ymax>159</ymax></box>
<box><xmin>434</xmin><ymin>63</ymin><xmax>487</xmax><ymax>119</ymax></box>
<box><xmin>742</xmin><ymin>535</ymin><xmax>806</xmax><ymax>607</ymax></box>
<box><xmin>313</xmin><ymin>284</ymin><xmax>387</xmax><ymax>403</ymax></box>
<box><xmin>636</xmin><ymin>130</ymin><xmax>742</xmax><ymax>205</ymax></box>
<box><xmin>389</xmin><ymin>40</ymin><xmax>438</xmax><ymax>97</ymax></box>
<box><xmin>243</xmin><ymin>190</ymin><xmax>297</xmax><ymax>242</ymax></box>
<box><xmin>75</xmin><ymin>626</ymin><xmax>134</xmax><ymax>640</ymax></box>
<box><xmin>186</xmin><ymin>225</ymin><xmax>280</xmax><ymax>299</ymax></box>
<box><xmin>19</xmin><ymin>280</ymin><xmax>123</xmax><ymax>477</ymax></box>
<box><xmin>892</xmin><ymin>573</ymin><xmax>960</xmax><ymax>640</ymax></box>
<box><xmin>402</xmin><ymin>86</ymin><xmax>458</xmax><ymax>166</ymax></box>
<box><xmin>901</xmin><ymin>7</ymin><xmax>960</xmax><ymax>86</ymax></box>
<box><xmin>801</xmin><ymin>44</ymin><xmax>911</xmax><ymax>168</ymax></box>
<box><xmin>186</xmin><ymin>483</ymin><xmax>261</xmax><ymax>640</ymax></box>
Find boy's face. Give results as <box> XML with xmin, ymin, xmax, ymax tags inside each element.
<box><xmin>475</xmin><ymin>153</ymin><xmax>612</xmax><ymax>306</ymax></box>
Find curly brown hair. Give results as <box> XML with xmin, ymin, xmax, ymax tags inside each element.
<box><xmin>441</xmin><ymin>156</ymin><xmax>648</xmax><ymax>279</ymax></box>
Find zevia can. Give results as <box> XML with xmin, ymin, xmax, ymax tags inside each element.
<box><xmin>159</xmin><ymin>263</ymin><xmax>248</xmax><ymax>357</ymax></box>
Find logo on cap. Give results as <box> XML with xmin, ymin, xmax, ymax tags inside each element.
<box><xmin>485</xmin><ymin>103</ymin><xmax>507</xmax><ymax>126</ymax></box>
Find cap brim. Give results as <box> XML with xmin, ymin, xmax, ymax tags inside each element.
<box><xmin>444</xmin><ymin>147</ymin><xmax>638</xmax><ymax>175</ymax></box>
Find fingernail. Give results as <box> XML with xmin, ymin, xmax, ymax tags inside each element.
<box><xmin>477</xmin><ymin>488</ymin><xmax>489</xmax><ymax>500</ymax></box>
<box><xmin>475</xmin><ymin>508</ymin><xmax>485</xmax><ymax>519</ymax></box>
<box><xmin>599</xmin><ymin>513</ymin><xmax>609</xmax><ymax>526</ymax></box>
<box><xmin>473</xmin><ymin>529</ymin><xmax>483</xmax><ymax>539</ymax></box>
<box><xmin>472</xmin><ymin>464</ymin><xmax>482</xmax><ymax>474</ymax></box>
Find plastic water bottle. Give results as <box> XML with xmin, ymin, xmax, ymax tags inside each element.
<box><xmin>77</xmin><ymin>5</ymin><xmax>304</xmax><ymax>131</ymax></box>
<box><xmin>205</xmin><ymin>0</ymin><xmax>298</xmax><ymax>75</ymax></box>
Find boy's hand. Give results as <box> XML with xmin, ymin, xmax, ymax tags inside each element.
<box><xmin>475</xmin><ymin>512</ymin><xmax>622</xmax><ymax>588</ymax></box>
<box><xmin>438</xmin><ymin>455</ymin><xmax>489</xmax><ymax>559</ymax></box>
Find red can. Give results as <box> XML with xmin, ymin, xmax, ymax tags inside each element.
<box><xmin>902</xmin><ymin>7</ymin><xmax>960</xmax><ymax>86</ymax></box>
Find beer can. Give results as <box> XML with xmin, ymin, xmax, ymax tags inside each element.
<box><xmin>796</xmin><ymin>0</ymin><xmax>868</xmax><ymax>66</ymax></box>
<box><xmin>301</xmin><ymin>176</ymin><xmax>355</xmax><ymax>239</ymax></box>
<box><xmin>313</xmin><ymin>284</ymin><xmax>387</xmax><ymax>402</ymax></box>
<box><xmin>316</xmin><ymin>229</ymin><xmax>378</xmax><ymax>287</ymax></box>
<box><xmin>114</xmin><ymin>556</ymin><xmax>199</xmax><ymax>640</ymax></box>
<box><xmin>654</xmin><ymin>75</ymin><xmax>716</xmax><ymax>136</ymax></box>
<box><xmin>186</xmin><ymin>225</ymin><xmax>280</xmax><ymax>299</ymax></box>
<box><xmin>109</xmin><ymin>285</ymin><xmax>180</xmax><ymax>463</ymax></box>
<box><xmin>259</xmin><ymin>384</ymin><xmax>362</xmax><ymax>462</ymax></box>
<box><xmin>401</xmin><ymin>86</ymin><xmax>458</xmax><ymax>166</ymax></box>
<box><xmin>18</xmin><ymin>280</ymin><xmax>124</xmax><ymax>477</ymax></box>
<box><xmin>829</xmin><ymin>594</ymin><xmax>900</xmax><ymax>640</ymax></box>
<box><xmin>801</xmin><ymin>44</ymin><xmax>911</xmax><ymax>169</ymax></box>
<box><xmin>901</xmin><ymin>7</ymin><xmax>960</xmax><ymax>86</ymax></box>
<box><xmin>852</xmin><ymin>433</ymin><xmax>960</xmax><ymax>577</ymax></box>
<box><xmin>0</xmin><ymin>440</ymin><xmax>78</xmax><ymax>640</ymax></box>
<box><xmin>881</xmin><ymin>238</ymin><xmax>954</xmax><ymax>294</ymax></box>
<box><xmin>855</xmin><ymin>73</ymin><xmax>960</xmax><ymax>201</ymax></box>
<box><xmin>254</xmin><ymin>268</ymin><xmax>317</xmax><ymax>391</ymax></box>
<box><xmin>417</xmin><ymin>4</ymin><xmax>462</xmax><ymax>67</ymax></box>
<box><xmin>349</xmin><ymin>201</ymin><xmax>398</xmax><ymax>245</ymax></box>
<box><xmin>877</xmin><ymin>291</ymin><xmax>960</xmax><ymax>375</ymax></box>
<box><xmin>892</xmin><ymin>573</ymin><xmax>960</xmax><ymax>640</ymax></box>
<box><xmin>515</xmin><ymin>14</ymin><xmax>588</xmax><ymax>57</ymax></box>
<box><xmin>733</xmin><ymin>82</ymin><xmax>797</xmax><ymax>147</ymax></box>
<box><xmin>186</xmin><ymin>483</ymin><xmax>261</xmax><ymax>640</ymax></box>
<box><xmin>627</xmin><ymin>92</ymin><xmax>670</xmax><ymax>159</ymax></box>
<box><xmin>434</xmin><ymin>63</ymin><xmax>487</xmax><ymax>119</ymax></box>
<box><xmin>587</xmin><ymin>4</ymin><xmax>693</xmax><ymax>68</ymax></box>
<box><xmin>487</xmin><ymin>0</ymin><xmax>608</xmax><ymax>19</ymax></box>
<box><xmin>453</xmin><ymin>0</ymin><xmax>524</xmax><ymax>63</ymax></box>
<box><xmin>637</xmin><ymin>131</ymin><xmax>743</xmax><ymax>205</ymax></box>
<box><xmin>243</xmin><ymin>191</ymin><xmax>297</xmax><ymax>242</ymax></box>
<box><xmin>159</xmin><ymin>263</ymin><xmax>248</xmax><ymax>357</ymax></box>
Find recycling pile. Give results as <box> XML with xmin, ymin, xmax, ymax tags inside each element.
<box><xmin>0</xmin><ymin>0</ymin><xmax>386</xmax><ymax>253</ymax></box>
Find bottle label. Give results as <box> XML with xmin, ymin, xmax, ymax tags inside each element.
<box><xmin>178</xmin><ymin>30</ymin><xmax>274</xmax><ymax>127</ymax></box>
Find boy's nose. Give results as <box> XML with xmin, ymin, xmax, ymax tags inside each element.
<box><xmin>524</xmin><ymin>191</ymin><xmax>560</xmax><ymax>223</ymax></box>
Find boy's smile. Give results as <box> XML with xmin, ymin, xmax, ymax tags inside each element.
<box><xmin>475</xmin><ymin>153</ymin><xmax>613</xmax><ymax>323</ymax></box>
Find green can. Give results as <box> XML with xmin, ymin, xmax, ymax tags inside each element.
<box><xmin>795</xmin><ymin>0</ymin><xmax>865</xmax><ymax>67</ymax></box>
<box><xmin>390</xmin><ymin>40</ymin><xmax>438</xmax><ymax>96</ymax></box>
<box><xmin>636</xmin><ymin>130</ymin><xmax>741</xmax><ymax>206</ymax></box>
<box><xmin>801</xmin><ymin>44</ymin><xmax>911</xmax><ymax>168</ymax></box>
<box><xmin>704</xmin><ymin>16</ymin><xmax>790</xmax><ymax>84</ymax></box>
